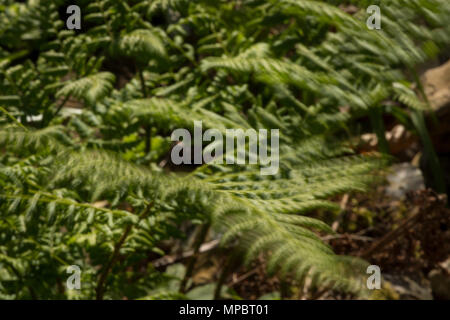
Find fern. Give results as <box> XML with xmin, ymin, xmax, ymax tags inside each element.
<box><xmin>0</xmin><ymin>0</ymin><xmax>448</xmax><ymax>300</ymax></box>
<box><xmin>119</xmin><ymin>29</ymin><xmax>167</xmax><ymax>63</ymax></box>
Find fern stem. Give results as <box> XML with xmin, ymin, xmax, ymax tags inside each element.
<box><xmin>95</xmin><ymin>202</ymin><xmax>153</xmax><ymax>300</ymax></box>
<box><xmin>145</xmin><ymin>125</ymin><xmax>152</xmax><ymax>154</ymax></box>
<box><xmin>0</xmin><ymin>193</ymin><xmax>131</xmax><ymax>218</ymax></box>
<box><xmin>411</xmin><ymin>110</ymin><xmax>446</xmax><ymax>194</ymax></box>
<box><xmin>51</xmin><ymin>94</ymin><xmax>71</xmax><ymax>123</ymax></box>
<box><xmin>213</xmin><ymin>255</ymin><xmax>236</xmax><ymax>300</ymax></box>
<box><xmin>138</xmin><ymin>70</ymin><xmax>152</xmax><ymax>154</ymax></box>
<box><xmin>138</xmin><ymin>70</ymin><xmax>148</xmax><ymax>98</ymax></box>
<box><xmin>409</xmin><ymin>68</ymin><xmax>446</xmax><ymax>194</ymax></box>
<box><xmin>179</xmin><ymin>223</ymin><xmax>210</xmax><ymax>294</ymax></box>
<box><xmin>0</xmin><ymin>106</ymin><xmax>28</xmax><ymax>130</ymax></box>
<box><xmin>369</xmin><ymin>106</ymin><xmax>389</xmax><ymax>154</ymax></box>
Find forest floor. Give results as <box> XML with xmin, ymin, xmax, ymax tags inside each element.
<box><xmin>186</xmin><ymin>185</ymin><xmax>450</xmax><ymax>300</ymax></box>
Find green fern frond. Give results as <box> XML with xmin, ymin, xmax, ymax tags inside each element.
<box><xmin>57</xmin><ymin>72</ymin><xmax>116</xmax><ymax>106</ymax></box>
<box><xmin>119</xmin><ymin>29</ymin><xmax>167</xmax><ymax>63</ymax></box>
<box><xmin>0</xmin><ymin>125</ymin><xmax>72</xmax><ymax>153</ymax></box>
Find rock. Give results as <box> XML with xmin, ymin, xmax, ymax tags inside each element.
<box><xmin>422</xmin><ymin>59</ymin><xmax>450</xmax><ymax>116</ymax></box>
<box><xmin>429</xmin><ymin>258</ymin><xmax>450</xmax><ymax>300</ymax></box>
<box><xmin>386</xmin><ymin>163</ymin><xmax>425</xmax><ymax>199</ymax></box>
<box><xmin>420</xmin><ymin>60</ymin><xmax>450</xmax><ymax>197</ymax></box>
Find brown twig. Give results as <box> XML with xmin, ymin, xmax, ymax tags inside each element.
<box><xmin>321</xmin><ymin>234</ymin><xmax>373</xmax><ymax>242</ymax></box>
<box><xmin>229</xmin><ymin>269</ymin><xmax>258</xmax><ymax>287</ymax></box>
<box><xmin>359</xmin><ymin>207</ymin><xmax>421</xmax><ymax>259</ymax></box>
<box><xmin>332</xmin><ymin>193</ymin><xmax>349</xmax><ymax>231</ymax></box>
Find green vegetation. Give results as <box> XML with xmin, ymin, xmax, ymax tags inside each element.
<box><xmin>0</xmin><ymin>0</ymin><xmax>449</xmax><ymax>300</ymax></box>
